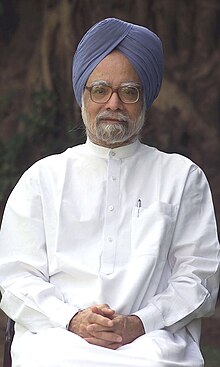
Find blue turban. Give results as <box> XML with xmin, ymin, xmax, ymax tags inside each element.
<box><xmin>72</xmin><ymin>18</ymin><xmax>163</xmax><ymax>109</ymax></box>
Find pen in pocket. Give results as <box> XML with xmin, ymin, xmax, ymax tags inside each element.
<box><xmin>137</xmin><ymin>199</ymin><xmax>141</xmax><ymax>217</ymax></box>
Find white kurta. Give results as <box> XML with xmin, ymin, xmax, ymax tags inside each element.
<box><xmin>0</xmin><ymin>139</ymin><xmax>219</xmax><ymax>367</ymax></box>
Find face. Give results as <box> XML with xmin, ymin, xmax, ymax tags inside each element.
<box><xmin>81</xmin><ymin>50</ymin><xmax>145</xmax><ymax>148</ymax></box>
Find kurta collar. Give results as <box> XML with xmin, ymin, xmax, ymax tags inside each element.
<box><xmin>85</xmin><ymin>138</ymin><xmax>140</xmax><ymax>159</ymax></box>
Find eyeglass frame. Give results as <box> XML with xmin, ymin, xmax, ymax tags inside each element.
<box><xmin>85</xmin><ymin>81</ymin><xmax>142</xmax><ymax>104</ymax></box>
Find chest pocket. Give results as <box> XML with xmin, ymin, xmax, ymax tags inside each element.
<box><xmin>131</xmin><ymin>201</ymin><xmax>178</xmax><ymax>258</ymax></box>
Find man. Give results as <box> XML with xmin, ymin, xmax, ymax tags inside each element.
<box><xmin>0</xmin><ymin>17</ymin><xmax>219</xmax><ymax>367</ymax></box>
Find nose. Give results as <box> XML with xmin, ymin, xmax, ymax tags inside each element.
<box><xmin>105</xmin><ymin>91</ymin><xmax>123</xmax><ymax>111</ymax></box>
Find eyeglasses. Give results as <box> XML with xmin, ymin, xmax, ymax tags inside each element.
<box><xmin>85</xmin><ymin>84</ymin><xmax>141</xmax><ymax>104</ymax></box>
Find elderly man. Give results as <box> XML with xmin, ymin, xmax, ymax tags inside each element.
<box><xmin>0</xmin><ymin>18</ymin><xmax>219</xmax><ymax>367</ymax></box>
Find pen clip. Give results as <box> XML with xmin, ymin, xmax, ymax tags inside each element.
<box><xmin>137</xmin><ymin>199</ymin><xmax>141</xmax><ymax>217</ymax></box>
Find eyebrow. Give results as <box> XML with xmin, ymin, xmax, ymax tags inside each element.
<box><xmin>88</xmin><ymin>80</ymin><xmax>141</xmax><ymax>88</ymax></box>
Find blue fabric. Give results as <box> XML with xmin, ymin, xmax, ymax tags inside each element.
<box><xmin>72</xmin><ymin>18</ymin><xmax>163</xmax><ymax>109</ymax></box>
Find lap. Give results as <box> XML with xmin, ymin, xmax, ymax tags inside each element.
<box><xmin>11</xmin><ymin>326</ymin><xmax>204</xmax><ymax>367</ymax></box>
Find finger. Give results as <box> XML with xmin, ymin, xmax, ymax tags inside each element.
<box><xmin>84</xmin><ymin>337</ymin><xmax>122</xmax><ymax>350</ymax></box>
<box><xmin>87</xmin><ymin>323</ymin><xmax>111</xmax><ymax>333</ymax></box>
<box><xmin>87</xmin><ymin>322</ymin><xmax>117</xmax><ymax>334</ymax></box>
<box><xmin>88</xmin><ymin>312</ymin><xmax>114</xmax><ymax>327</ymax></box>
<box><xmin>86</xmin><ymin>329</ymin><xmax>122</xmax><ymax>343</ymax></box>
<box><xmin>91</xmin><ymin>306</ymin><xmax>106</xmax><ymax>316</ymax></box>
<box><xmin>91</xmin><ymin>305</ymin><xmax>115</xmax><ymax>317</ymax></box>
<box><xmin>93</xmin><ymin>304</ymin><xmax>115</xmax><ymax>313</ymax></box>
<box><xmin>97</xmin><ymin>303</ymin><xmax>111</xmax><ymax>309</ymax></box>
<box><xmin>101</xmin><ymin>308</ymin><xmax>116</xmax><ymax>318</ymax></box>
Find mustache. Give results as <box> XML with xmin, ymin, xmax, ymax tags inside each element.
<box><xmin>96</xmin><ymin>110</ymin><xmax>129</xmax><ymax>123</ymax></box>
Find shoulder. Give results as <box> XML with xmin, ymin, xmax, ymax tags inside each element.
<box><xmin>27</xmin><ymin>144</ymin><xmax>84</xmax><ymax>173</ymax></box>
<box><xmin>139</xmin><ymin>143</ymin><xmax>200</xmax><ymax>173</ymax></box>
<box><xmin>12</xmin><ymin>144</ymin><xmax>85</xmax><ymax>192</ymax></box>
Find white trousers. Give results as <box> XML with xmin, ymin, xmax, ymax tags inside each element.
<box><xmin>12</xmin><ymin>327</ymin><xmax>204</xmax><ymax>367</ymax></box>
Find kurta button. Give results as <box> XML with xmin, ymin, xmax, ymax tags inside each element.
<box><xmin>111</xmin><ymin>176</ymin><xmax>117</xmax><ymax>181</ymax></box>
<box><xmin>110</xmin><ymin>151</ymin><xmax>116</xmax><ymax>157</ymax></box>
<box><xmin>108</xmin><ymin>205</ymin><xmax>114</xmax><ymax>211</ymax></box>
<box><xmin>108</xmin><ymin>237</ymin><xmax>113</xmax><ymax>242</ymax></box>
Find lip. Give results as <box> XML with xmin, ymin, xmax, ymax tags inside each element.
<box><xmin>100</xmin><ymin>118</ymin><xmax>125</xmax><ymax>124</ymax></box>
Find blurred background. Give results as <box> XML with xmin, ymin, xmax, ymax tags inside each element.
<box><xmin>0</xmin><ymin>0</ymin><xmax>219</xmax><ymax>366</ymax></box>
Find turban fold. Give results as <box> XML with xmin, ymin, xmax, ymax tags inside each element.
<box><xmin>72</xmin><ymin>18</ymin><xmax>163</xmax><ymax>109</ymax></box>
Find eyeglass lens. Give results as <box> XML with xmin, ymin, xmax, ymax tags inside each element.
<box><xmin>88</xmin><ymin>85</ymin><xmax>140</xmax><ymax>103</ymax></box>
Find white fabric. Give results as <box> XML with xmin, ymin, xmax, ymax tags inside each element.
<box><xmin>0</xmin><ymin>139</ymin><xmax>219</xmax><ymax>367</ymax></box>
<box><xmin>11</xmin><ymin>326</ymin><xmax>203</xmax><ymax>367</ymax></box>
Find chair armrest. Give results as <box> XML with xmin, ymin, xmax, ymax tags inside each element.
<box><xmin>3</xmin><ymin>318</ymin><xmax>15</xmax><ymax>367</ymax></box>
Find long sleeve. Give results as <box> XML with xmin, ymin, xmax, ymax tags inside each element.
<box><xmin>0</xmin><ymin>168</ymin><xmax>78</xmax><ymax>333</ymax></box>
<box><xmin>134</xmin><ymin>166</ymin><xmax>220</xmax><ymax>333</ymax></box>
<box><xmin>1</xmin><ymin>142</ymin><xmax>219</xmax><ymax>338</ymax></box>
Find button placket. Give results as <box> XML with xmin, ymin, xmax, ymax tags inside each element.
<box><xmin>100</xmin><ymin>153</ymin><xmax>120</xmax><ymax>275</ymax></box>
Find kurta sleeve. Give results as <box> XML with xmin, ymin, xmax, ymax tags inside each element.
<box><xmin>0</xmin><ymin>167</ymin><xmax>78</xmax><ymax>333</ymax></box>
<box><xmin>133</xmin><ymin>166</ymin><xmax>220</xmax><ymax>333</ymax></box>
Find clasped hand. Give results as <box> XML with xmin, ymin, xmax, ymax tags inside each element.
<box><xmin>68</xmin><ymin>304</ymin><xmax>144</xmax><ymax>350</ymax></box>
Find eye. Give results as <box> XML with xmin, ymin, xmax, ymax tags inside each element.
<box><xmin>91</xmin><ymin>85</ymin><xmax>109</xmax><ymax>96</ymax></box>
<box><xmin>120</xmin><ymin>86</ymin><xmax>139</xmax><ymax>102</ymax></box>
<box><xmin>122</xmin><ymin>87</ymin><xmax>137</xmax><ymax>96</ymax></box>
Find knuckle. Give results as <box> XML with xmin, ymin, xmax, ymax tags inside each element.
<box><xmin>100</xmin><ymin>303</ymin><xmax>109</xmax><ymax>308</ymax></box>
<box><xmin>87</xmin><ymin>312</ymin><xmax>93</xmax><ymax>322</ymax></box>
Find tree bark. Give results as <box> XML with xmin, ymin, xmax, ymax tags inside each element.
<box><xmin>0</xmin><ymin>0</ymin><xmax>219</xmax><ymax>226</ymax></box>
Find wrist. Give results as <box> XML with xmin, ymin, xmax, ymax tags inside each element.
<box><xmin>67</xmin><ymin>309</ymin><xmax>84</xmax><ymax>331</ymax></box>
<box><xmin>127</xmin><ymin>315</ymin><xmax>145</xmax><ymax>337</ymax></box>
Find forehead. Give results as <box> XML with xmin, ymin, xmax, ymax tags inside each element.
<box><xmin>87</xmin><ymin>50</ymin><xmax>140</xmax><ymax>85</ymax></box>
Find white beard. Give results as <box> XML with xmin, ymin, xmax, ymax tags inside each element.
<box><xmin>81</xmin><ymin>103</ymin><xmax>145</xmax><ymax>146</ymax></box>
<box><xmin>96</xmin><ymin>120</ymin><xmax>131</xmax><ymax>145</ymax></box>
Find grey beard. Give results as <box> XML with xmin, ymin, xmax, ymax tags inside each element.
<box><xmin>95</xmin><ymin>111</ymin><xmax>145</xmax><ymax>145</ymax></box>
<box><xmin>81</xmin><ymin>103</ymin><xmax>146</xmax><ymax>146</ymax></box>
<box><xmin>96</xmin><ymin>121</ymin><xmax>131</xmax><ymax>145</ymax></box>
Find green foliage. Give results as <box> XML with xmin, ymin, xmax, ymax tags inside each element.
<box><xmin>0</xmin><ymin>91</ymin><xmax>16</xmax><ymax>118</ymax></box>
<box><xmin>0</xmin><ymin>89</ymin><xmax>79</xmax><ymax>208</ymax></box>
<box><xmin>202</xmin><ymin>346</ymin><xmax>220</xmax><ymax>367</ymax></box>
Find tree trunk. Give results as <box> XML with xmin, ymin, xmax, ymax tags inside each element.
<box><xmin>0</xmin><ymin>0</ymin><xmax>219</xmax><ymax>226</ymax></box>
